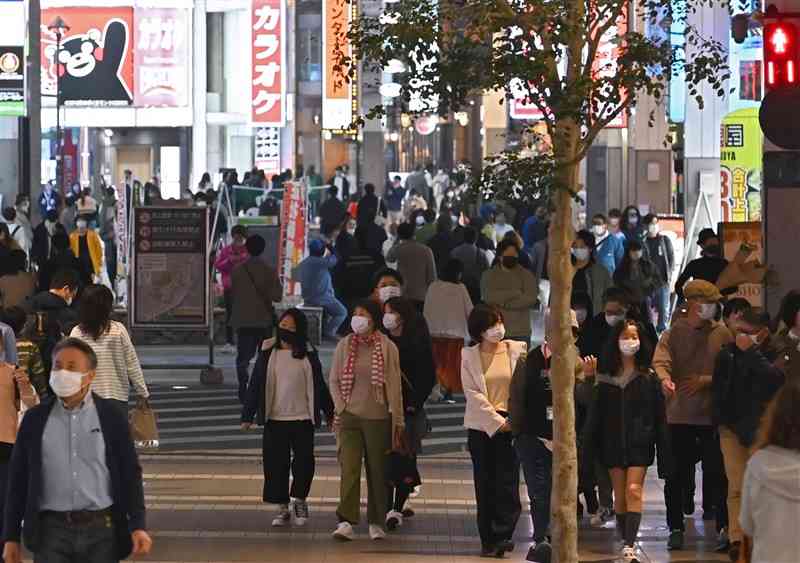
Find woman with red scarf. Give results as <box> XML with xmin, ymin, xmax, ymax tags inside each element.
<box><xmin>328</xmin><ymin>300</ymin><xmax>405</xmax><ymax>542</ymax></box>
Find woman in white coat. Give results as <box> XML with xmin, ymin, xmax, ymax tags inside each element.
<box><xmin>461</xmin><ymin>304</ymin><xmax>527</xmax><ymax>558</ymax></box>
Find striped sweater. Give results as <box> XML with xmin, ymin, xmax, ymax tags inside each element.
<box><xmin>70</xmin><ymin>321</ymin><xmax>149</xmax><ymax>402</ymax></box>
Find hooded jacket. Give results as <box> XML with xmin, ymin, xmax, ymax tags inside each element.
<box><xmin>740</xmin><ymin>446</ymin><xmax>800</xmax><ymax>563</ymax></box>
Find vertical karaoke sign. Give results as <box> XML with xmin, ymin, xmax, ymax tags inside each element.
<box><xmin>251</xmin><ymin>0</ymin><xmax>286</xmax><ymax>126</ymax></box>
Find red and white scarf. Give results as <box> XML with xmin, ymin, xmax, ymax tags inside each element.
<box><xmin>339</xmin><ymin>332</ymin><xmax>386</xmax><ymax>407</ymax></box>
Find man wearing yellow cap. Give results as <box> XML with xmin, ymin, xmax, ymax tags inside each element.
<box><xmin>652</xmin><ymin>279</ymin><xmax>733</xmax><ymax>551</ymax></box>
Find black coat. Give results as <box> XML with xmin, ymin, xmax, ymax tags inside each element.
<box><xmin>3</xmin><ymin>395</ymin><xmax>145</xmax><ymax>560</ymax></box>
<box><xmin>241</xmin><ymin>343</ymin><xmax>334</xmax><ymax>427</ymax></box>
<box><xmin>584</xmin><ymin>370</ymin><xmax>672</xmax><ymax>476</ymax></box>
<box><xmin>387</xmin><ymin>317</ymin><xmax>437</xmax><ymax>412</ymax></box>
<box><xmin>712</xmin><ymin>343</ymin><xmax>785</xmax><ymax>447</ymax></box>
<box><xmin>427</xmin><ymin>231</ymin><xmax>457</xmax><ymax>273</ymax></box>
<box><xmin>509</xmin><ymin>347</ymin><xmax>552</xmax><ymax>439</ymax></box>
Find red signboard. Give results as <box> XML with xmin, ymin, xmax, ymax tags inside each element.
<box><xmin>41</xmin><ymin>8</ymin><xmax>135</xmax><ymax>107</ymax></box>
<box><xmin>251</xmin><ymin>0</ymin><xmax>285</xmax><ymax>126</ymax></box>
<box><xmin>133</xmin><ymin>8</ymin><xmax>190</xmax><ymax>107</ymax></box>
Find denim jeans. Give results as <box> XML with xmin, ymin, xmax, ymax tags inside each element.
<box><xmin>35</xmin><ymin>513</ymin><xmax>118</xmax><ymax>563</ymax></box>
<box><xmin>307</xmin><ymin>295</ymin><xmax>347</xmax><ymax>338</ymax></box>
<box><xmin>515</xmin><ymin>434</ymin><xmax>552</xmax><ymax>542</ymax></box>
<box><xmin>653</xmin><ymin>284</ymin><xmax>671</xmax><ymax>333</ymax></box>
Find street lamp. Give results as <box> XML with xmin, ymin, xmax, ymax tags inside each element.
<box><xmin>47</xmin><ymin>16</ymin><xmax>70</xmax><ymax>195</ymax></box>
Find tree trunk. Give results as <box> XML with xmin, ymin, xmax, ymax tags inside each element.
<box><xmin>548</xmin><ymin>120</ymin><xmax>581</xmax><ymax>563</ymax></box>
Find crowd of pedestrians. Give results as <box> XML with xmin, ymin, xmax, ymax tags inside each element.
<box><xmin>1</xmin><ymin>166</ymin><xmax>799</xmax><ymax>563</ymax></box>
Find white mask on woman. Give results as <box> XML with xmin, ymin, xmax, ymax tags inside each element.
<box><xmin>382</xmin><ymin>313</ymin><xmax>400</xmax><ymax>331</ymax></box>
<box><xmin>619</xmin><ymin>339</ymin><xmax>641</xmax><ymax>357</ymax></box>
<box><xmin>351</xmin><ymin>315</ymin><xmax>371</xmax><ymax>335</ymax></box>
<box><xmin>483</xmin><ymin>324</ymin><xmax>506</xmax><ymax>343</ymax></box>
<box><xmin>378</xmin><ymin>285</ymin><xmax>402</xmax><ymax>303</ymax></box>
<box><xmin>572</xmin><ymin>247</ymin><xmax>590</xmax><ymax>261</ymax></box>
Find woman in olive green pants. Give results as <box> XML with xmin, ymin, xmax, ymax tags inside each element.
<box><xmin>329</xmin><ymin>300</ymin><xmax>405</xmax><ymax>541</ymax></box>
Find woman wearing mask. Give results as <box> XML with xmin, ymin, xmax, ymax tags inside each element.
<box><xmin>620</xmin><ymin>206</ymin><xmax>646</xmax><ymax>246</ymax></box>
<box><xmin>584</xmin><ymin>320</ymin><xmax>671</xmax><ymax>563</ymax></box>
<box><xmin>613</xmin><ymin>240</ymin><xmax>661</xmax><ymax>314</ymax></box>
<box><xmin>329</xmin><ymin>301</ymin><xmax>405</xmax><ymax>541</ymax></box>
<box><xmin>462</xmin><ymin>304</ymin><xmax>526</xmax><ymax>558</ymax></box>
<box><xmin>241</xmin><ymin>309</ymin><xmax>334</xmax><ymax>528</ymax></box>
<box><xmin>381</xmin><ymin>297</ymin><xmax>436</xmax><ymax>530</ymax></box>
<box><xmin>69</xmin><ymin>285</ymin><xmax>149</xmax><ymax>416</ymax></box>
<box><xmin>214</xmin><ymin>226</ymin><xmax>250</xmax><ymax>353</ymax></box>
<box><xmin>481</xmin><ymin>239</ymin><xmax>537</xmax><ymax>344</ymax></box>
<box><xmin>739</xmin><ymin>381</ymin><xmax>800</xmax><ymax>563</ymax></box>
<box><xmin>69</xmin><ymin>217</ymin><xmax>103</xmax><ymax>284</ymax></box>
<box><xmin>572</xmin><ymin>230</ymin><xmax>614</xmax><ymax>317</ymax></box>
<box><xmin>424</xmin><ymin>259</ymin><xmax>474</xmax><ymax>402</ymax></box>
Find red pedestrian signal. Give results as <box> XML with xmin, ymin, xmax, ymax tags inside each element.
<box><xmin>765</xmin><ymin>23</ymin><xmax>798</xmax><ymax>87</ymax></box>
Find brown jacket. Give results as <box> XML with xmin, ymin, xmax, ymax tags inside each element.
<box><xmin>0</xmin><ymin>363</ymin><xmax>38</xmax><ymax>445</ymax></box>
<box><xmin>230</xmin><ymin>258</ymin><xmax>283</xmax><ymax>329</ymax></box>
<box><xmin>652</xmin><ymin>317</ymin><xmax>732</xmax><ymax>425</ymax></box>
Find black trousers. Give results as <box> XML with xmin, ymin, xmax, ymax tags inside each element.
<box><xmin>235</xmin><ymin>327</ymin><xmax>271</xmax><ymax>403</ymax></box>
<box><xmin>664</xmin><ymin>424</ymin><xmax>726</xmax><ymax>531</ymax></box>
<box><xmin>262</xmin><ymin>420</ymin><xmax>315</xmax><ymax>504</ymax></box>
<box><xmin>223</xmin><ymin>290</ymin><xmax>235</xmax><ymax>345</ymax></box>
<box><xmin>467</xmin><ymin>429</ymin><xmax>521</xmax><ymax>547</ymax></box>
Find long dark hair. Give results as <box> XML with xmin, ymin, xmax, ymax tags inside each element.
<box><xmin>614</xmin><ymin>239</ymin><xmax>656</xmax><ymax>282</ymax></box>
<box><xmin>384</xmin><ymin>296</ymin><xmax>418</xmax><ymax>339</ymax></box>
<box><xmin>78</xmin><ymin>284</ymin><xmax>114</xmax><ymax>340</ymax></box>
<box><xmin>755</xmin><ymin>380</ymin><xmax>800</xmax><ymax>452</ymax></box>
<box><xmin>276</xmin><ymin>308</ymin><xmax>309</xmax><ymax>359</ymax></box>
<box><xmin>598</xmin><ymin>319</ymin><xmax>653</xmax><ymax>376</ymax></box>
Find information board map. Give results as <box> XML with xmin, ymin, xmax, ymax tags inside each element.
<box><xmin>132</xmin><ymin>207</ymin><xmax>208</xmax><ymax>328</ymax></box>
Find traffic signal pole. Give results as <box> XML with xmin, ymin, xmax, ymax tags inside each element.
<box><xmin>760</xmin><ymin>2</ymin><xmax>800</xmax><ymax>312</ymax></box>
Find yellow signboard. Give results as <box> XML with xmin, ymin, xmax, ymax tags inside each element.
<box><xmin>720</xmin><ymin>108</ymin><xmax>763</xmax><ymax>222</ymax></box>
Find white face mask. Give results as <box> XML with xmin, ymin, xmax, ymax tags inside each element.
<box><xmin>49</xmin><ymin>369</ymin><xmax>86</xmax><ymax>398</ymax></box>
<box><xmin>592</xmin><ymin>225</ymin><xmax>607</xmax><ymax>237</ymax></box>
<box><xmin>76</xmin><ymin>220</ymin><xmax>88</xmax><ymax>230</ymax></box>
<box><xmin>383</xmin><ymin>313</ymin><xmax>400</xmax><ymax>331</ymax></box>
<box><xmin>619</xmin><ymin>339</ymin><xmax>641</xmax><ymax>357</ymax></box>
<box><xmin>572</xmin><ymin>247</ymin><xmax>590</xmax><ymax>261</ymax></box>
<box><xmin>605</xmin><ymin>314</ymin><xmax>625</xmax><ymax>327</ymax></box>
<box><xmin>483</xmin><ymin>324</ymin><xmax>506</xmax><ymax>343</ymax></box>
<box><xmin>575</xmin><ymin>309</ymin><xmax>588</xmax><ymax>324</ymax></box>
<box><xmin>415</xmin><ymin>216</ymin><xmax>425</xmax><ymax>226</ymax></box>
<box><xmin>698</xmin><ymin>303</ymin><xmax>717</xmax><ymax>320</ymax></box>
<box><xmin>351</xmin><ymin>315</ymin><xmax>371</xmax><ymax>335</ymax></box>
<box><xmin>378</xmin><ymin>285</ymin><xmax>402</xmax><ymax>303</ymax></box>
<box><xmin>648</xmin><ymin>224</ymin><xmax>659</xmax><ymax>235</ymax></box>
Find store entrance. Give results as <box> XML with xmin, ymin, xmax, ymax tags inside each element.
<box><xmin>116</xmin><ymin>146</ymin><xmax>153</xmax><ymax>186</ymax></box>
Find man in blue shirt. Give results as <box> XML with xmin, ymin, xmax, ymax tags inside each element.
<box><xmin>3</xmin><ymin>337</ymin><xmax>151</xmax><ymax>563</ymax></box>
<box><xmin>296</xmin><ymin>239</ymin><xmax>347</xmax><ymax>339</ymax></box>
<box><xmin>591</xmin><ymin>213</ymin><xmax>624</xmax><ymax>275</ymax></box>
<box><xmin>522</xmin><ymin>206</ymin><xmax>549</xmax><ymax>249</ymax></box>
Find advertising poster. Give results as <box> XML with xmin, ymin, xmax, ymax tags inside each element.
<box><xmin>720</xmin><ymin>108</ymin><xmax>763</xmax><ymax>222</ymax></box>
<box><xmin>41</xmin><ymin>7</ymin><xmax>135</xmax><ymax>107</ymax></box>
<box><xmin>133</xmin><ymin>7</ymin><xmax>190</xmax><ymax>107</ymax></box>
<box><xmin>719</xmin><ymin>221</ymin><xmax>763</xmax><ymax>307</ymax></box>
<box><xmin>0</xmin><ymin>0</ymin><xmax>26</xmax><ymax>117</ymax></box>
<box><xmin>278</xmin><ymin>182</ymin><xmax>307</xmax><ymax>296</ymax></box>
<box><xmin>131</xmin><ymin>207</ymin><xmax>209</xmax><ymax>328</ymax></box>
<box><xmin>322</xmin><ymin>0</ymin><xmax>353</xmax><ymax>130</ymax></box>
<box><xmin>251</xmin><ymin>0</ymin><xmax>285</xmax><ymax>126</ymax></box>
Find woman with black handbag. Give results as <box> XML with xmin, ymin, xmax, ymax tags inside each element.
<box><xmin>381</xmin><ymin>296</ymin><xmax>436</xmax><ymax>531</ymax></box>
<box><xmin>241</xmin><ymin>308</ymin><xmax>334</xmax><ymax>528</ymax></box>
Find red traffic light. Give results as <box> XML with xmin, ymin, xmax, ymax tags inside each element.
<box><xmin>765</xmin><ymin>22</ymin><xmax>798</xmax><ymax>87</ymax></box>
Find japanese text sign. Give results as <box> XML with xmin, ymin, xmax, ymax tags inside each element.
<box><xmin>251</xmin><ymin>0</ymin><xmax>285</xmax><ymax>126</ymax></box>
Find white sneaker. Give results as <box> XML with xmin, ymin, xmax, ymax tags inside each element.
<box><xmin>292</xmin><ymin>498</ymin><xmax>309</xmax><ymax>526</ymax></box>
<box><xmin>622</xmin><ymin>546</ymin><xmax>640</xmax><ymax>563</ymax></box>
<box><xmin>332</xmin><ymin>521</ymin><xmax>354</xmax><ymax>541</ymax></box>
<box><xmin>369</xmin><ymin>524</ymin><xmax>386</xmax><ymax>540</ymax></box>
<box><xmin>385</xmin><ymin>510</ymin><xmax>403</xmax><ymax>531</ymax></box>
<box><xmin>410</xmin><ymin>485</ymin><xmax>421</xmax><ymax>498</ymax></box>
<box><xmin>272</xmin><ymin>504</ymin><xmax>291</xmax><ymax>527</ymax></box>
<box><xmin>221</xmin><ymin>343</ymin><xmax>236</xmax><ymax>354</ymax></box>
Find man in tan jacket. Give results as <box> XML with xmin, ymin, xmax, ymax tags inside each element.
<box><xmin>653</xmin><ymin>279</ymin><xmax>732</xmax><ymax>551</ymax></box>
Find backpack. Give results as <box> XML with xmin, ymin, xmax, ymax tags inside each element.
<box><xmin>24</xmin><ymin>311</ymin><xmax>64</xmax><ymax>374</ymax></box>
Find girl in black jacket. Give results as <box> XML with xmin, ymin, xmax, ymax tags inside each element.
<box><xmin>585</xmin><ymin>320</ymin><xmax>671</xmax><ymax>563</ymax></box>
<box><xmin>241</xmin><ymin>309</ymin><xmax>334</xmax><ymax>528</ymax></box>
<box><xmin>381</xmin><ymin>297</ymin><xmax>436</xmax><ymax>530</ymax></box>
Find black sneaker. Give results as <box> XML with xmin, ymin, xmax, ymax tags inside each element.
<box><xmin>526</xmin><ymin>540</ymin><xmax>552</xmax><ymax>563</ymax></box>
<box><xmin>480</xmin><ymin>545</ymin><xmax>497</xmax><ymax>558</ymax></box>
<box><xmin>667</xmin><ymin>530</ymin><xmax>684</xmax><ymax>551</ymax></box>
<box><xmin>729</xmin><ymin>541</ymin><xmax>741</xmax><ymax>562</ymax></box>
